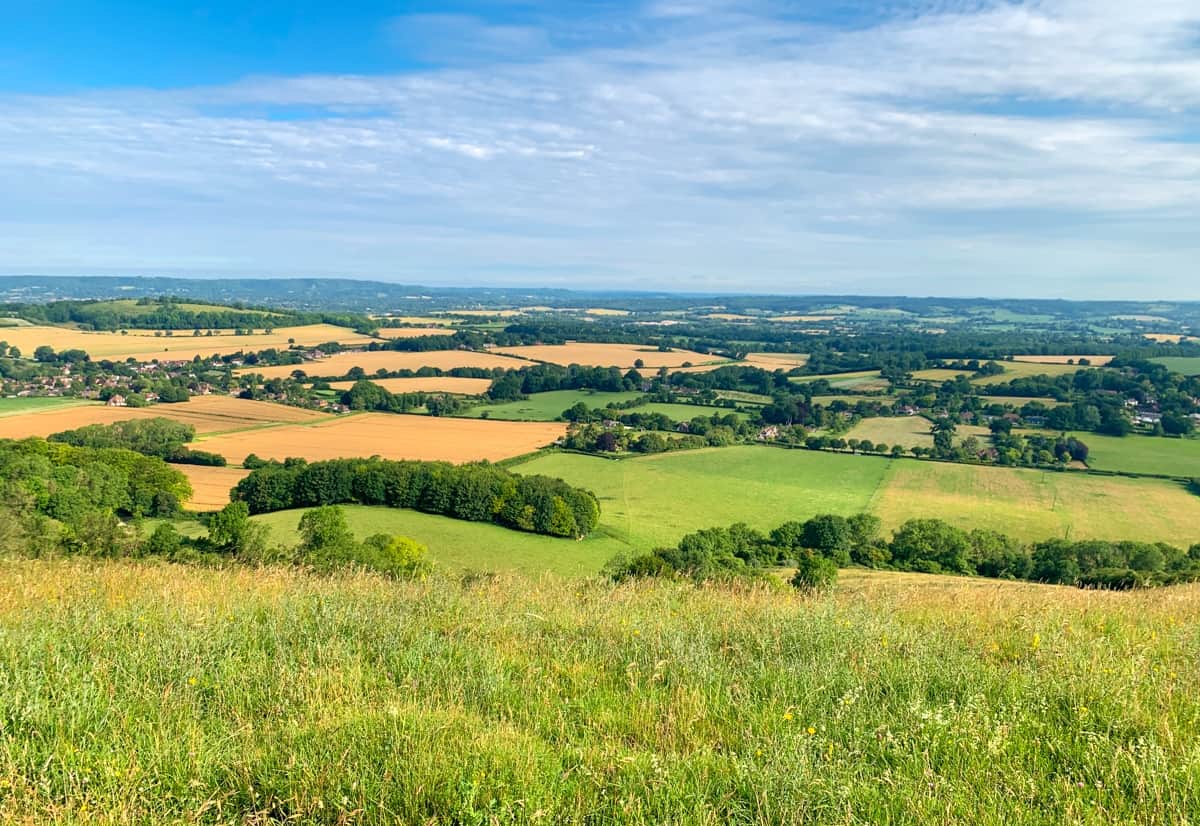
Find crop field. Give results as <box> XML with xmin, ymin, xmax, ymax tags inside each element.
<box><xmin>463</xmin><ymin>389</ymin><xmax>644</xmax><ymax>420</ymax></box>
<box><xmin>768</xmin><ymin>314</ymin><xmax>837</xmax><ymax>322</ymax></box>
<box><xmin>369</xmin><ymin>327</ymin><xmax>454</xmax><ymax>339</ymax></box>
<box><xmin>4</xmin><ymin>557</ymin><xmax>1196</xmax><ymax>823</ymax></box>
<box><xmin>871</xmin><ymin>460</ymin><xmax>1200</xmax><ymax>547</ymax></box>
<box><xmin>196</xmin><ymin>413</ymin><xmax>566</xmax><ymax>464</ymax></box>
<box><xmin>254</xmin><ymin>505</ymin><xmax>616</xmax><ymax>576</ymax></box>
<box><xmin>845</xmin><ymin>416</ymin><xmax>991</xmax><ymax>450</ymax></box>
<box><xmin>1151</xmin><ymin>356</ymin><xmax>1200</xmax><ymax>376</ymax></box>
<box><xmin>177</xmin><ymin>465</ymin><xmax>251</xmax><ymax>511</ymax></box>
<box><xmin>741</xmin><ymin>352</ymin><xmax>809</xmax><ymax>370</ymax></box>
<box><xmin>327</xmin><ymin>376</ymin><xmax>493</xmax><ymax>395</ymax></box>
<box><xmin>240</xmin><ymin>349</ymin><xmax>523</xmax><ymax>380</ymax></box>
<box><xmin>910</xmin><ymin>368</ymin><xmax>972</xmax><ymax>381</ymax></box>
<box><xmin>1011</xmin><ymin>354</ymin><xmax>1115</xmax><ymax>365</ymax></box>
<box><xmin>0</xmin><ymin>323</ymin><xmax>374</xmax><ymax>361</ymax></box>
<box><xmin>1020</xmin><ymin>430</ymin><xmax>1200</xmax><ymax>478</ymax></box>
<box><xmin>812</xmin><ymin>394</ymin><xmax>893</xmax><ymax>406</ymax></box>
<box><xmin>0</xmin><ymin>396</ymin><xmax>329</xmax><ymax>440</ymax></box>
<box><xmin>791</xmin><ymin>370</ymin><xmax>890</xmax><ymax>391</ymax></box>
<box><xmin>0</xmin><ymin>397</ymin><xmax>89</xmax><ymax>417</ymax></box>
<box><xmin>972</xmin><ymin>361</ymin><xmax>1085</xmax><ymax>384</ymax></box>
<box><xmin>492</xmin><ymin>342</ymin><xmax>728</xmax><ymax>369</ymax></box>
<box><xmin>1143</xmin><ymin>333</ymin><xmax>1195</xmax><ymax>343</ymax></box>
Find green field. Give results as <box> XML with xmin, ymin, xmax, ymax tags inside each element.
<box><xmin>872</xmin><ymin>460</ymin><xmax>1200</xmax><ymax>547</ymax></box>
<box><xmin>463</xmin><ymin>389</ymin><xmax>643</xmax><ymax>421</ymax></box>
<box><xmin>910</xmin><ymin>368</ymin><xmax>972</xmax><ymax>382</ymax></box>
<box><xmin>973</xmin><ymin>361</ymin><xmax>1085</xmax><ymax>384</ymax></box>
<box><xmin>0</xmin><ymin>397</ymin><xmax>89</xmax><ymax>417</ymax></box>
<box><xmin>253</xmin><ymin>505</ymin><xmax>618</xmax><ymax>576</ymax></box>
<box><xmin>791</xmin><ymin>370</ymin><xmax>889</xmax><ymax>390</ymax></box>
<box><xmin>623</xmin><ymin>401</ymin><xmax>749</xmax><ymax>421</ymax></box>
<box><xmin>1151</xmin><ymin>356</ymin><xmax>1200</xmax><ymax>376</ymax></box>
<box><xmin>1023</xmin><ymin>430</ymin><xmax>1200</xmax><ymax>478</ymax></box>
<box><xmin>845</xmin><ymin>416</ymin><xmax>991</xmax><ymax>450</ymax></box>
<box><xmin>2</xmin><ymin>558</ymin><xmax>1196</xmax><ymax>823</ymax></box>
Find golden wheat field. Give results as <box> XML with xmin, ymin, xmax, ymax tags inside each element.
<box><xmin>327</xmin><ymin>376</ymin><xmax>494</xmax><ymax>394</ymax></box>
<box><xmin>195</xmin><ymin>413</ymin><xmax>566</xmax><ymax>464</ymax></box>
<box><xmin>584</xmin><ymin>308</ymin><xmax>631</xmax><ymax>316</ymax></box>
<box><xmin>0</xmin><ymin>323</ymin><xmax>374</xmax><ymax>361</ymax></box>
<box><xmin>1011</xmin><ymin>354</ymin><xmax>1115</xmax><ymax>365</ymax></box>
<box><xmin>493</xmin><ymin>342</ymin><xmax>728</xmax><ymax>369</ymax></box>
<box><xmin>239</xmin><ymin>349</ymin><xmax>523</xmax><ymax>380</ymax></box>
<box><xmin>1144</xmin><ymin>333</ymin><xmax>1197</xmax><ymax>343</ymax></box>
<box><xmin>175</xmin><ymin>465</ymin><xmax>251</xmax><ymax>511</ymax></box>
<box><xmin>0</xmin><ymin>396</ymin><xmax>329</xmax><ymax>440</ymax></box>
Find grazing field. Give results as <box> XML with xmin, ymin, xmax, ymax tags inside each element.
<box><xmin>812</xmin><ymin>393</ymin><xmax>893</xmax><ymax>406</ymax></box>
<box><xmin>1151</xmin><ymin>356</ymin><xmax>1200</xmax><ymax>376</ymax></box>
<box><xmin>1011</xmin><ymin>354</ymin><xmax>1115</xmax><ymax>365</ymax></box>
<box><xmin>976</xmin><ymin>394</ymin><xmax>1065</xmax><ymax>407</ymax></box>
<box><xmin>791</xmin><ymin>370</ymin><xmax>890</xmax><ymax>391</ymax></box>
<box><xmin>492</xmin><ymin>342</ymin><xmax>727</xmax><ymax>369</ymax></box>
<box><xmin>240</xmin><ymin>349</ymin><xmax>522</xmax><ymax>380</ymax></box>
<box><xmin>369</xmin><ymin>327</ymin><xmax>455</xmax><ymax>339</ymax></box>
<box><xmin>3</xmin><ymin>557</ymin><xmax>1196</xmax><ymax>823</ymax></box>
<box><xmin>0</xmin><ymin>396</ymin><xmax>329</xmax><ymax>439</ymax></box>
<box><xmin>0</xmin><ymin>397</ymin><xmax>89</xmax><ymax>417</ymax></box>
<box><xmin>0</xmin><ymin>323</ymin><xmax>373</xmax><ymax>361</ymax></box>
<box><xmin>254</xmin><ymin>505</ymin><xmax>617</xmax><ymax>576</ymax></box>
<box><xmin>972</xmin><ymin>361</ymin><xmax>1086</xmax><ymax>384</ymax></box>
<box><xmin>328</xmin><ymin>376</ymin><xmax>493</xmax><ymax>395</ymax></box>
<box><xmin>1024</xmin><ymin>430</ymin><xmax>1200</xmax><ymax>478</ymax></box>
<box><xmin>622</xmin><ymin>401</ymin><xmax>749</xmax><ymax>421</ymax></box>
<box><xmin>741</xmin><ymin>352</ymin><xmax>809</xmax><ymax>369</ymax></box>
<box><xmin>177</xmin><ymin>465</ymin><xmax>251</xmax><ymax>511</ymax></box>
<box><xmin>845</xmin><ymin>416</ymin><xmax>991</xmax><ymax>450</ymax></box>
<box><xmin>463</xmin><ymin>389</ymin><xmax>644</xmax><ymax>420</ymax></box>
<box><xmin>910</xmin><ymin>368</ymin><xmax>972</xmax><ymax>381</ymax></box>
<box><xmin>514</xmin><ymin>448</ymin><xmax>888</xmax><ymax>552</ymax></box>
<box><xmin>197</xmin><ymin>414</ymin><xmax>566</xmax><ymax>464</ymax></box>
<box><xmin>871</xmin><ymin>460</ymin><xmax>1200</xmax><ymax>547</ymax></box>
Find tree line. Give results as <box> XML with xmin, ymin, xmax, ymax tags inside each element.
<box><xmin>604</xmin><ymin>513</ymin><xmax>1200</xmax><ymax>591</ymax></box>
<box><xmin>49</xmin><ymin>418</ymin><xmax>227</xmax><ymax>466</ymax></box>
<box><xmin>233</xmin><ymin>457</ymin><xmax>600</xmax><ymax>539</ymax></box>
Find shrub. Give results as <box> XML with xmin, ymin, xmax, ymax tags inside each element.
<box><xmin>790</xmin><ymin>552</ymin><xmax>837</xmax><ymax>591</ymax></box>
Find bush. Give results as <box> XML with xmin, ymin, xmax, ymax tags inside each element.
<box><xmin>790</xmin><ymin>552</ymin><xmax>837</xmax><ymax>591</ymax></box>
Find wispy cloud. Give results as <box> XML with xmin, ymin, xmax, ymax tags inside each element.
<box><xmin>1</xmin><ymin>0</ymin><xmax>1198</xmax><ymax>296</ymax></box>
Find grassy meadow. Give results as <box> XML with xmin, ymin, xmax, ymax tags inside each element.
<box><xmin>1150</xmin><ymin>356</ymin><xmax>1200</xmax><ymax>376</ymax></box>
<box><xmin>1024</xmin><ymin>431</ymin><xmax>1200</xmax><ymax>478</ymax></box>
<box><xmin>845</xmin><ymin>416</ymin><xmax>991</xmax><ymax>450</ymax></box>
<box><xmin>0</xmin><ymin>557</ymin><xmax>1197</xmax><ymax>824</ymax></box>
<box><xmin>0</xmin><ymin>397</ymin><xmax>89</xmax><ymax>417</ymax></box>
<box><xmin>463</xmin><ymin>389</ymin><xmax>644</xmax><ymax>420</ymax></box>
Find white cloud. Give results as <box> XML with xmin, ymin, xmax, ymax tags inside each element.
<box><xmin>0</xmin><ymin>0</ymin><xmax>1198</xmax><ymax>297</ymax></box>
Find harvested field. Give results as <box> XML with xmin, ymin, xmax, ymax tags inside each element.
<box><xmin>910</xmin><ymin>368</ymin><xmax>972</xmax><ymax>381</ymax></box>
<box><xmin>327</xmin><ymin>377</ymin><xmax>493</xmax><ymax>395</ymax></box>
<box><xmin>742</xmin><ymin>352</ymin><xmax>809</xmax><ymax>369</ymax></box>
<box><xmin>196</xmin><ymin>414</ymin><xmax>566</xmax><ymax>464</ymax></box>
<box><xmin>1011</xmin><ymin>354</ymin><xmax>1115</xmax><ymax>365</ymax></box>
<box><xmin>702</xmin><ymin>313</ymin><xmax>756</xmax><ymax>321</ymax></box>
<box><xmin>370</xmin><ymin>327</ymin><xmax>453</xmax><ymax>339</ymax></box>
<box><xmin>239</xmin><ymin>349</ymin><xmax>522</xmax><ymax>380</ymax></box>
<box><xmin>0</xmin><ymin>324</ymin><xmax>373</xmax><ymax>362</ymax></box>
<box><xmin>493</xmin><ymin>342</ymin><xmax>728</xmax><ymax>369</ymax></box>
<box><xmin>769</xmin><ymin>315</ymin><xmax>837</xmax><ymax>322</ymax></box>
<box><xmin>0</xmin><ymin>396</ymin><xmax>328</xmax><ymax>440</ymax></box>
<box><xmin>177</xmin><ymin>465</ymin><xmax>250</xmax><ymax>511</ymax></box>
<box><xmin>585</xmin><ymin>308</ymin><xmax>630</xmax><ymax>316</ymax></box>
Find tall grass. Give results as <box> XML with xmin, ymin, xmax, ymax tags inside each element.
<box><xmin>0</xmin><ymin>560</ymin><xmax>1197</xmax><ymax>824</ymax></box>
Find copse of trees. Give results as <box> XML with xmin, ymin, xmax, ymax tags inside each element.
<box><xmin>605</xmin><ymin>512</ymin><xmax>1200</xmax><ymax>591</ymax></box>
<box><xmin>48</xmin><ymin>418</ymin><xmax>227</xmax><ymax>466</ymax></box>
<box><xmin>232</xmin><ymin>457</ymin><xmax>600</xmax><ymax>539</ymax></box>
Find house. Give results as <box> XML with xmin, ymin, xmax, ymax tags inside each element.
<box><xmin>106</xmin><ymin>395</ymin><xmax>127</xmax><ymax>407</ymax></box>
<box><xmin>757</xmin><ymin>425</ymin><xmax>781</xmax><ymax>441</ymax></box>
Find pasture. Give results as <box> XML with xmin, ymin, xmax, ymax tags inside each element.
<box><xmin>240</xmin><ymin>349</ymin><xmax>523</xmax><ymax>380</ymax></box>
<box><xmin>844</xmin><ymin>416</ymin><xmax>991</xmax><ymax>450</ymax></box>
<box><xmin>196</xmin><ymin>414</ymin><xmax>566</xmax><ymax>465</ymax></box>
<box><xmin>463</xmin><ymin>389</ymin><xmax>644</xmax><ymax>420</ymax></box>
<box><xmin>910</xmin><ymin>368</ymin><xmax>972</xmax><ymax>382</ymax></box>
<box><xmin>0</xmin><ymin>397</ymin><xmax>89</xmax><ymax>417</ymax></box>
<box><xmin>0</xmin><ymin>323</ymin><xmax>373</xmax><ymax>361</ymax></box>
<box><xmin>0</xmin><ymin>395</ymin><xmax>329</xmax><ymax>440</ymax></box>
<box><xmin>3</xmin><ymin>557</ymin><xmax>1196</xmax><ymax>823</ymax></box>
<box><xmin>1028</xmin><ymin>430</ymin><xmax>1200</xmax><ymax>478</ymax></box>
<box><xmin>253</xmin><ymin>505</ymin><xmax>617</xmax><ymax>576</ymax></box>
<box><xmin>327</xmin><ymin>376</ymin><xmax>493</xmax><ymax>395</ymax></box>
<box><xmin>622</xmin><ymin>401</ymin><xmax>749</xmax><ymax>421</ymax></box>
<box><xmin>872</xmin><ymin>460</ymin><xmax>1200</xmax><ymax>547</ymax></box>
<box><xmin>791</xmin><ymin>370</ymin><xmax>890</xmax><ymax>391</ymax></box>
<box><xmin>492</xmin><ymin>342</ymin><xmax>728</xmax><ymax>369</ymax></box>
<box><xmin>1151</xmin><ymin>356</ymin><xmax>1200</xmax><ymax>376</ymax></box>
<box><xmin>177</xmin><ymin>465</ymin><xmax>251</xmax><ymax>511</ymax></box>
<box><xmin>976</xmin><ymin>395</ymin><xmax>1065</xmax><ymax>407</ymax></box>
<box><xmin>972</xmin><ymin>361</ymin><xmax>1085</xmax><ymax>384</ymax></box>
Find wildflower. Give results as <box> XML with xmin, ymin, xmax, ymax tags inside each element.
<box><xmin>807</xmin><ymin>727</ymin><xmax>816</xmax><ymax>736</ymax></box>
<box><xmin>187</xmin><ymin>677</ymin><xmax>198</xmax><ymax>686</ymax></box>
<box><xmin>782</xmin><ymin>712</ymin><xmax>794</xmax><ymax>721</ymax></box>
<box><xmin>1077</xmin><ymin>705</ymin><xmax>1089</xmax><ymax>717</ymax></box>
<box><xmin>1030</xmin><ymin>633</ymin><xmax>1041</xmax><ymax>652</ymax></box>
<box><xmin>632</xmin><ymin>629</ymin><xmax>640</xmax><ymax>636</ymax></box>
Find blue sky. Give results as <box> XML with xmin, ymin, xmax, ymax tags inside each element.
<box><xmin>2</xmin><ymin>0</ymin><xmax>1199</xmax><ymax>298</ymax></box>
